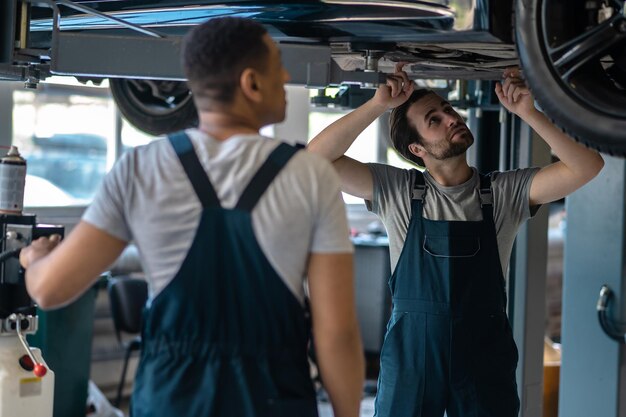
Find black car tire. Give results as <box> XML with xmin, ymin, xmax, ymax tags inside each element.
<box><xmin>109</xmin><ymin>78</ymin><xmax>198</xmax><ymax>136</ymax></box>
<box><xmin>516</xmin><ymin>0</ymin><xmax>626</xmax><ymax>156</ymax></box>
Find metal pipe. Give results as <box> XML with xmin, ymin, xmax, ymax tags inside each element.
<box><xmin>55</xmin><ymin>0</ymin><xmax>163</xmax><ymax>38</ymax></box>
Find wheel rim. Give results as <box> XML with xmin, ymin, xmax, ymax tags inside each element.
<box><xmin>540</xmin><ymin>0</ymin><xmax>626</xmax><ymax>118</ymax></box>
<box><xmin>123</xmin><ymin>80</ymin><xmax>193</xmax><ymax>117</ymax></box>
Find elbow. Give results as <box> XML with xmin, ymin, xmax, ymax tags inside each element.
<box><xmin>26</xmin><ymin>270</ymin><xmax>65</xmax><ymax>310</ymax></box>
<box><xmin>305</xmin><ymin>139</ymin><xmax>340</xmax><ymax>163</ymax></box>
<box><xmin>27</xmin><ymin>282</ymin><xmax>55</xmax><ymax>310</ymax></box>
<box><xmin>31</xmin><ymin>290</ymin><xmax>67</xmax><ymax>310</ymax></box>
<box><xmin>315</xmin><ymin>321</ymin><xmax>363</xmax><ymax>353</ymax></box>
<box><xmin>306</xmin><ymin>140</ymin><xmax>325</xmax><ymax>158</ymax></box>
<box><xmin>593</xmin><ymin>153</ymin><xmax>605</xmax><ymax>176</ymax></box>
<box><xmin>33</xmin><ymin>297</ymin><xmax>57</xmax><ymax>311</ymax></box>
<box><xmin>570</xmin><ymin>152</ymin><xmax>604</xmax><ymax>187</ymax></box>
<box><xmin>584</xmin><ymin>152</ymin><xmax>605</xmax><ymax>182</ymax></box>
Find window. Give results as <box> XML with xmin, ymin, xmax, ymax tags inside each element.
<box><xmin>120</xmin><ymin>118</ymin><xmax>156</xmax><ymax>150</ymax></box>
<box><xmin>308</xmin><ymin>109</ymin><xmax>380</xmax><ymax>205</ymax></box>
<box><xmin>11</xmin><ymin>78</ymin><xmax>156</xmax><ymax>208</ymax></box>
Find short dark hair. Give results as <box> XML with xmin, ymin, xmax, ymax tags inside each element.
<box><xmin>389</xmin><ymin>88</ymin><xmax>435</xmax><ymax>168</ymax></box>
<box><xmin>182</xmin><ymin>17</ymin><xmax>269</xmax><ymax>109</ymax></box>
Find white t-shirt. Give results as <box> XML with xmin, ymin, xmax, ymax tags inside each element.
<box><xmin>366</xmin><ymin>164</ymin><xmax>539</xmax><ymax>276</ymax></box>
<box><xmin>83</xmin><ymin>129</ymin><xmax>353</xmax><ymax>304</ymax></box>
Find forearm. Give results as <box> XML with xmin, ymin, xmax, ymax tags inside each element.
<box><xmin>22</xmin><ymin>222</ymin><xmax>127</xmax><ymax>309</ymax></box>
<box><xmin>25</xmin><ymin>257</ymin><xmax>88</xmax><ymax>309</ymax></box>
<box><xmin>308</xmin><ymin>253</ymin><xmax>364</xmax><ymax>416</ymax></box>
<box><xmin>523</xmin><ymin>109</ymin><xmax>604</xmax><ymax>178</ymax></box>
<box><xmin>315</xmin><ymin>328</ymin><xmax>364</xmax><ymax>417</ymax></box>
<box><xmin>308</xmin><ymin>98</ymin><xmax>387</xmax><ymax>162</ymax></box>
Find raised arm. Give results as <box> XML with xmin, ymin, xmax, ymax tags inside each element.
<box><xmin>20</xmin><ymin>221</ymin><xmax>127</xmax><ymax>309</ymax></box>
<box><xmin>307</xmin><ymin>252</ymin><xmax>364</xmax><ymax>417</ymax></box>
<box><xmin>308</xmin><ymin>64</ymin><xmax>414</xmax><ymax>200</ymax></box>
<box><xmin>495</xmin><ymin>68</ymin><xmax>604</xmax><ymax>206</ymax></box>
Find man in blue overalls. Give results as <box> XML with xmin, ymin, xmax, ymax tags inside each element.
<box><xmin>309</xmin><ymin>65</ymin><xmax>604</xmax><ymax>416</ymax></box>
<box><xmin>20</xmin><ymin>17</ymin><xmax>364</xmax><ymax>417</ymax></box>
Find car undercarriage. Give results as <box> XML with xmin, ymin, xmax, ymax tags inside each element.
<box><xmin>1</xmin><ymin>0</ymin><xmax>625</xmax><ymax>154</ymax></box>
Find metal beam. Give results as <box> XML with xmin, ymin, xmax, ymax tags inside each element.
<box><xmin>50</xmin><ymin>32</ymin><xmax>185</xmax><ymax>80</ymax></box>
<box><xmin>50</xmin><ymin>31</ymin><xmax>385</xmax><ymax>86</ymax></box>
<box><xmin>0</xmin><ymin>64</ymin><xmax>26</xmax><ymax>81</ymax></box>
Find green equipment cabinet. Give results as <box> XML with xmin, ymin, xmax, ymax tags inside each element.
<box><xmin>28</xmin><ymin>285</ymin><xmax>98</xmax><ymax>417</ymax></box>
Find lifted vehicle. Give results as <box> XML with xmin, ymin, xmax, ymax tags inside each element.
<box><xmin>1</xmin><ymin>0</ymin><xmax>625</xmax><ymax>154</ymax></box>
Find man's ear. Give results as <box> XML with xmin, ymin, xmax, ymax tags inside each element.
<box><xmin>408</xmin><ymin>143</ymin><xmax>425</xmax><ymax>159</ymax></box>
<box><xmin>239</xmin><ymin>68</ymin><xmax>263</xmax><ymax>103</ymax></box>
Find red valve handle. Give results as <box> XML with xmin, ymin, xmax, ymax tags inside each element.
<box><xmin>13</xmin><ymin>314</ymin><xmax>48</xmax><ymax>378</ymax></box>
<box><xmin>33</xmin><ymin>364</ymin><xmax>47</xmax><ymax>377</ymax></box>
<box><xmin>19</xmin><ymin>354</ymin><xmax>47</xmax><ymax>377</ymax></box>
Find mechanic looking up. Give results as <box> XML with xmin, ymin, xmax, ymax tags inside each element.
<box><xmin>308</xmin><ymin>64</ymin><xmax>604</xmax><ymax>417</ymax></box>
<box><xmin>19</xmin><ymin>17</ymin><xmax>364</xmax><ymax>417</ymax></box>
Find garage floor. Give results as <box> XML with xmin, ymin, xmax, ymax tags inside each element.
<box><xmin>318</xmin><ymin>396</ymin><xmax>375</xmax><ymax>417</ymax></box>
<box><xmin>117</xmin><ymin>395</ymin><xmax>377</xmax><ymax>417</ymax></box>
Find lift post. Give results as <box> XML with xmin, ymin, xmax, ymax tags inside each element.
<box><xmin>498</xmin><ymin>113</ymin><xmax>551</xmax><ymax>417</ymax></box>
<box><xmin>560</xmin><ymin>156</ymin><xmax>626</xmax><ymax>417</ymax></box>
<box><xmin>0</xmin><ymin>1</ymin><xmax>17</xmax><ymax>65</ymax></box>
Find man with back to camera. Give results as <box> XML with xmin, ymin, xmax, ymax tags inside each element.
<box><xmin>19</xmin><ymin>17</ymin><xmax>365</xmax><ymax>417</ymax></box>
<box><xmin>308</xmin><ymin>64</ymin><xmax>604</xmax><ymax>417</ymax></box>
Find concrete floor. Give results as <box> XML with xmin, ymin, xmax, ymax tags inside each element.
<box><xmin>115</xmin><ymin>396</ymin><xmax>377</xmax><ymax>417</ymax></box>
<box><xmin>318</xmin><ymin>396</ymin><xmax>376</xmax><ymax>417</ymax></box>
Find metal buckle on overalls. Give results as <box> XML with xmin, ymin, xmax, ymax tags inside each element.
<box><xmin>412</xmin><ymin>185</ymin><xmax>426</xmax><ymax>201</ymax></box>
<box><xmin>479</xmin><ymin>188</ymin><xmax>493</xmax><ymax>207</ymax></box>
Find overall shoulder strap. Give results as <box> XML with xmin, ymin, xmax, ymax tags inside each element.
<box><xmin>168</xmin><ymin>131</ymin><xmax>221</xmax><ymax>209</ymax></box>
<box><xmin>478</xmin><ymin>172</ymin><xmax>493</xmax><ymax>207</ymax></box>
<box><xmin>411</xmin><ymin>169</ymin><xmax>427</xmax><ymax>201</ymax></box>
<box><xmin>478</xmin><ymin>172</ymin><xmax>495</xmax><ymax>223</ymax></box>
<box><xmin>235</xmin><ymin>142</ymin><xmax>300</xmax><ymax>211</ymax></box>
<box><xmin>410</xmin><ymin>169</ymin><xmax>427</xmax><ymax>218</ymax></box>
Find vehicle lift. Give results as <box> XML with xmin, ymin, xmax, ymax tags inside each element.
<box><xmin>0</xmin><ymin>0</ymin><xmax>386</xmax><ymax>89</ymax></box>
<box><xmin>2</xmin><ymin>2</ymin><xmax>626</xmax><ymax>417</ymax></box>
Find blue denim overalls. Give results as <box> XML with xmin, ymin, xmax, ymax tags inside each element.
<box><xmin>375</xmin><ymin>172</ymin><xmax>520</xmax><ymax>417</ymax></box>
<box><xmin>131</xmin><ymin>132</ymin><xmax>318</xmax><ymax>417</ymax></box>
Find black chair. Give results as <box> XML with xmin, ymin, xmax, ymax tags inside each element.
<box><xmin>107</xmin><ymin>276</ymin><xmax>148</xmax><ymax>408</ymax></box>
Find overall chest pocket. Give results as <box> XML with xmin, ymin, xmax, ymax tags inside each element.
<box><xmin>423</xmin><ymin>235</ymin><xmax>480</xmax><ymax>258</ymax></box>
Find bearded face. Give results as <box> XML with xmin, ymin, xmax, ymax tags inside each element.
<box><xmin>421</xmin><ymin>125</ymin><xmax>475</xmax><ymax>161</ymax></box>
<box><xmin>407</xmin><ymin>93</ymin><xmax>475</xmax><ymax>163</ymax></box>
